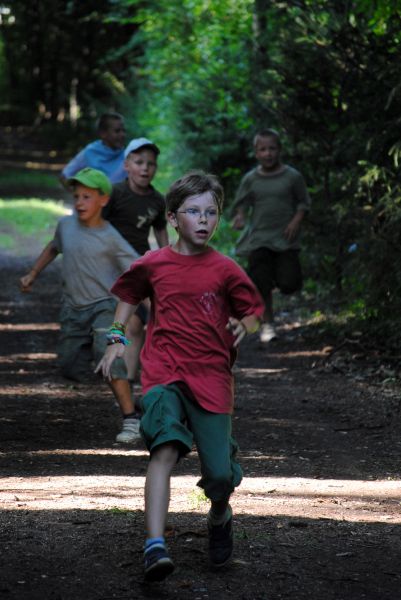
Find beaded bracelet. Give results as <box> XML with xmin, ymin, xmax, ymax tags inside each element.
<box><xmin>110</xmin><ymin>321</ymin><xmax>126</xmax><ymax>334</ymax></box>
<box><xmin>106</xmin><ymin>332</ymin><xmax>131</xmax><ymax>346</ymax></box>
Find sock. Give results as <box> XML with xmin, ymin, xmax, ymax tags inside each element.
<box><xmin>144</xmin><ymin>536</ymin><xmax>165</xmax><ymax>554</ymax></box>
<box><xmin>123</xmin><ymin>411</ymin><xmax>140</xmax><ymax>420</ymax></box>
<box><xmin>208</xmin><ymin>504</ymin><xmax>232</xmax><ymax>527</ymax></box>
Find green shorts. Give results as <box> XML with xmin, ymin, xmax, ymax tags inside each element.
<box><xmin>140</xmin><ymin>384</ymin><xmax>243</xmax><ymax>501</ymax></box>
<box><xmin>58</xmin><ymin>298</ymin><xmax>127</xmax><ymax>382</ymax></box>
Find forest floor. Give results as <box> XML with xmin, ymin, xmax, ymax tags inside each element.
<box><xmin>1</xmin><ymin>197</ymin><xmax>401</xmax><ymax>599</ymax></box>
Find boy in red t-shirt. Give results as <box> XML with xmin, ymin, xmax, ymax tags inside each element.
<box><xmin>96</xmin><ymin>171</ymin><xmax>264</xmax><ymax>582</ymax></box>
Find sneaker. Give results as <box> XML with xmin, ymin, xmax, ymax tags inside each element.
<box><xmin>115</xmin><ymin>418</ymin><xmax>141</xmax><ymax>443</ymax></box>
<box><xmin>144</xmin><ymin>545</ymin><xmax>175</xmax><ymax>582</ymax></box>
<box><xmin>208</xmin><ymin>514</ymin><xmax>233</xmax><ymax>568</ymax></box>
<box><xmin>259</xmin><ymin>323</ymin><xmax>278</xmax><ymax>343</ymax></box>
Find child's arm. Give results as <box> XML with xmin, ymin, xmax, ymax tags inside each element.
<box><xmin>95</xmin><ymin>301</ymin><xmax>138</xmax><ymax>380</ymax></box>
<box><xmin>20</xmin><ymin>241</ymin><xmax>59</xmax><ymax>292</ymax></box>
<box><xmin>154</xmin><ymin>226</ymin><xmax>169</xmax><ymax>248</ymax></box>
<box><xmin>226</xmin><ymin>314</ymin><xmax>260</xmax><ymax>348</ymax></box>
<box><xmin>232</xmin><ymin>206</ymin><xmax>247</xmax><ymax>230</ymax></box>
<box><xmin>284</xmin><ymin>209</ymin><xmax>305</xmax><ymax>241</ymax></box>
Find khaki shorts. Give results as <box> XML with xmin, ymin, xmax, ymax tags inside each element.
<box><xmin>58</xmin><ymin>298</ymin><xmax>127</xmax><ymax>382</ymax></box>
<box><xmin>140</xmin><ymin>384</ymin><xmax>243</xmax><ymax>501</ymax></box>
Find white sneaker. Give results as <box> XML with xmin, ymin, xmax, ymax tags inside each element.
<box><xmin>116</xmin><ymin>418</ymin><xmax>141</xmax><ymax>443</ymax></box>
<box><xmin>259</xmin><ymin>323</ymin><xmax>278</xmax><ymax>343</ymax></box>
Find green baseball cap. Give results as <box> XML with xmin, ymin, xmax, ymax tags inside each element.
<box><xmin>68</xmin><ymin>167</ymin><xmax>112</xmax><ymax>195</ymax></box>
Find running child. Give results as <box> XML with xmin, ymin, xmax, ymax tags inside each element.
<box><xmin>96</xmin><ymin>170</ymin><xmax>264</xmax><ymax>581</ymax></box>
<box><xmin>20</xmin><ymin>168</ymin><xmax>140</xmax><ymax>443</ymax></box>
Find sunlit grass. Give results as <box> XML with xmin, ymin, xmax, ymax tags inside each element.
<box><xmin>0</xmin><ymin>198</ymin><xmax>70</xmax><ymax>252</ymax></box>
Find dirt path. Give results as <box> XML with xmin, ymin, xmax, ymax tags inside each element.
<box><xmin>1</xmin><ymin>255</ymin><xmax>400</xmax><ymax>600</ymax></box>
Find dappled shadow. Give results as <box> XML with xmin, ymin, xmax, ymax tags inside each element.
<box><xmin>1</xmin><ymin>509</ymin><xmax>400</xmax><ymax>600</ymax></box>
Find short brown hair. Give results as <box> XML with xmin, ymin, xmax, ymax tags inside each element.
<box><xmin>96</xmin><ymin>112</ymin><xmax>124</xmax><ymax>133</ymax></box>
<box><xmin>253</xmin><ymin>128</ymin><xmax>281</xmax><ymax>148</ymax></box>
<box><xmin>166</xmin><ymin>170</ymin><xmax>224</xmax><ymax>213</ymax></box>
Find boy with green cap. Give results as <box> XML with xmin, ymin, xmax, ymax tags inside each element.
<box><xmin>20</xmin><ymin>167</ymin><xmax>140</xmax><ymax>443</ymax></box>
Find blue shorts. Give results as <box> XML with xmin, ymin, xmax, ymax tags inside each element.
<box><xmin>140</xmin><ymin>384</ymin><xmax>243</xmax><ymax>501</ymax></box>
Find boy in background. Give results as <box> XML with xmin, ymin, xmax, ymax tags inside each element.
<box><xmin>97</xmin><ymin>171</ymin><xmax>264</xmax><ymax>582</ymax></box>
<box><xmin>60</xmin><ymin>112</ymin><xmax>127</xmax><ymax>186</ymax></box>
<box><xmin>232</xmin><ymin>129</ymin><xmax>311</xmax><ymax>342</ymax></box>
<box><xmin>103</xmin><ymin>137</ymin><xmax>168</xmax><ymax>392</ymax></box>
<box><xmin>20</xmin><ymin>168</ymin><xmax>140</xmax><ymax>443</ymax></box>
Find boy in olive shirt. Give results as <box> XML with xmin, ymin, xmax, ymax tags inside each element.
<box><xmin>232</xmin><ymin>129</ymin><xmax>311</xmax><ymax>342</ymax></box>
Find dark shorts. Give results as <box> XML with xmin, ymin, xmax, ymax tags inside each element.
<box><xmin>58</xmin><ymin>298</ymin><xmax>127</xmax><ymax>382</ymax></box>
<box><xmin>135</xmin><ymin>302</ymin><xmax>148</xmax><ymax>325</ymax></box>
<box><xmin>140</xmin><ymin>384</ymin><xmax>243</xmax><ymax>501</ymax></box>
<box><xmin>247</xmin><ymin>247</ymin><xmax>303</xmax><ymax>302</ymax></box>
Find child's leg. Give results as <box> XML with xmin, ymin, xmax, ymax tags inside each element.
<box><xmin>187</xmin><ymin>405</ymin><xmax>241</xmax><ymax>568</ymax></box>
<box><xmin>247</xmin><ymin>247</ymin><xmax>275</xmax><ymax>322</ymax></box>
<box><xmin>58</xmin><ymin>304</ymin><xmax>93</xmax><ymax>381</ymax></box>
<box><xmin>145</xmin><ymin>442</ymin><xmax>180</xmax><ymax>538</ymax></box>
<box><xmin>143</xmin><ymin>442</ymin><xmax>180</xmax><ymax>581</ymax></box>
<box><xmin>140</xmin><ymin>385</ymin><xmax>194</xmax><ymax>581</ymax></box>
<box><xmin>275</xmin><ymin>249</ymin><xmax>303</xmax><ymax>295</ymax></box>
<box><xmin>108</xmin><ymin>378</ymin><xmax>135</xmax><ymax>415</ymax></box>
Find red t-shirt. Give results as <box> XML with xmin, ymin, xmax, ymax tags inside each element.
<box><xmin>111</xmin><ymin>246</ymin><xmax>265</xmax><ymax>414</ymax></box>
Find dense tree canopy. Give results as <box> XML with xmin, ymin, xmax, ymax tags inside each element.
<box><xmin>1</xmin><ymin>0</ymin><xmax>401</xmax><ymax>340</ymax></box>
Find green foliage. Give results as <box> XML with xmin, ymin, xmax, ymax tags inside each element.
<box><xmin>2</xmin><ymin>0</ymin><xmax>401</xmax><ymax>344</ymax></box>
<box><xmin>123</xmin><ymin>0</ymin><xmax>255</xmax><ymax>192</ymax></box>
<box><xmin>210</xmin><ymin>215</ymin><xmax>243</xmax><ymax>263</ymax></box>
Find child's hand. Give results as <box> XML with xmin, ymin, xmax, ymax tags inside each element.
<box><xmin>20</xmin><ymin>272</ymin><xmax>37</xmax><ymax>293</ymax></box>
<box><xmin>95</xmin><ymin>344</ymin><xmax>126</xmax><ymax>381</ymax></box>
<box><xmin>226</xmin><ymin>317</ymin><xmax>247</xmax><ymax>348</ymax></box>
<box><xmin>232</xmin><ymin>213</ymin><xmax>246</xmax><ymax>230</ymax></box>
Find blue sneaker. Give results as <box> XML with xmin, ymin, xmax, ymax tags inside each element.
<box><xmin>208</xmin><ymin>515</ymin><xmax>233</xmax><ymax>568</ymax></box>
<box><xmin>144</xmin><ymin>545</ymin><xmax>175</xmax><ymax>582</ymax></box>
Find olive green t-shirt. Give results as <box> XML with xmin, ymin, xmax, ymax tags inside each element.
<box><xmin>233</xmin><ymin>165</ymin><xmax>311</xmax><ymax>256</ymax></box>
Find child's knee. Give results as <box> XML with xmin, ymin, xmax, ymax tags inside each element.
<box><xmin>200</xmin><ymin>463</ymin><xmax>242</xmax><ymax>501</ymax></box>
<box><xmin>202</xmin><ymin>475</ymin><xmax>235</xmax><ymax>501</ymax></box>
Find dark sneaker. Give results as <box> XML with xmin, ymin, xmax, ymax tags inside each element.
<box><xmin>208</xmin><ymin>516</ymin><xmax>233</xmax><ymax>568</ymax></box>
<box><xmin>144</xmin><ymin>545</ymin><xmax>175</xmax><ymax>582</ymax></box>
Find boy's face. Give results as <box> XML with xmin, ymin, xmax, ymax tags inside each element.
<box><xmin>124</xmin><ymin>148</ymin><xmax>158</xmax><ymax>194</ymax></box>
<box><xmin>100</xmin><ymin>118</ymin><xmax>126</xmax><ymax>150</ymax></box>
<box><xmin>73</xmin><ymin>184</ymin><xmax>109</xmax><ymax>227</ymax></box>
<box><xmin>168</xmin><ymin>191</ymin><xmax>219</xmax><ymax>254</ymax></box>
<box><xmin>254</xmin><ymin>135</ymin><xmax>281</xmax><ymax>172</ymax></box>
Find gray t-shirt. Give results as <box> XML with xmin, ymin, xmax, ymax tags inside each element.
<box><xmin>53</xmin><ymin>215</ymin><xmax>139</xmax><ymax>308</ymax></box>
<box><xmin>233</xmin><ymin>165</ymin><xmax>311</xmax><ymax>256</ymax></box>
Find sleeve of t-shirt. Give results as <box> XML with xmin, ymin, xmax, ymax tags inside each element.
<box><xmin>52</xmin><ymin>220</ymin><xmax>64</xmax><ymax>253</ymax></box>
<box><xmin>231</xmin><ymin>172</ymin><xmax>255</xmax><ymax>214</ymax></box>
<box><xmin>112</xmin><ymin>230</ymin><xmax>141</xmax><ymax>273</ymax></box>
<box><xmin>224</xmin><ymin>258</ymin><xmax>265</xmax><ymax>319</ymax></box>
<box><xmin>61</xmin><ymin>149</ymin><xmax>88</xmax><ymax>178</ymax></box>
<box><xmin>111</xmin><ymin>255</ymin><xmax>153</xmax><ymax>305</ymax></box>
<box><xmin>152</xmin><ymin>196</ymin><xmax>167</xmax><ymax>231</ymax></box>
<box><xmin>292</xmin><ymin>171</ymin><xmax>311</xmax><ymax>213</ymax></box>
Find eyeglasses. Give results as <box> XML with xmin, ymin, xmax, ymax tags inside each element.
<box><xmin>176</xmin><ymin>208</ymin><xmax>219</xmax><ymax>219</ymax></box>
